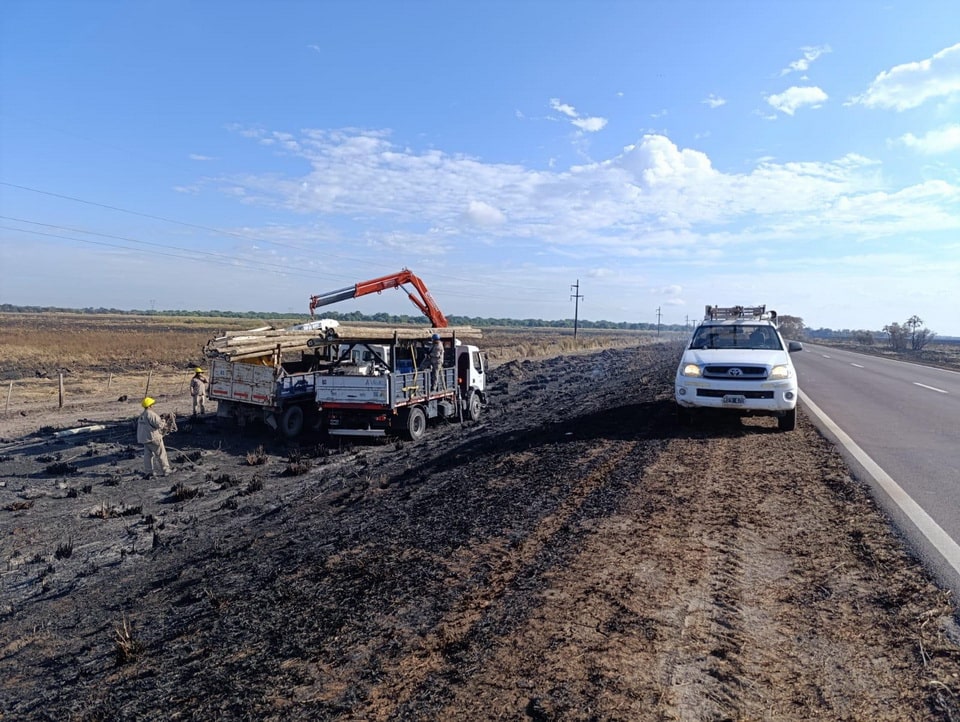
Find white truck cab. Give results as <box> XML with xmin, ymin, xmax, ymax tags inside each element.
<box><xmin>675</xmin><ymin>305</ymin><xmax>803</xmax><ymax>431</ymax></box>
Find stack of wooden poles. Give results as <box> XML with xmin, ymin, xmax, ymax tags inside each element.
<box><xmin>204</xmin><ymin>324</ymin><xmax>482</xmax><ymax>362</ymax></box>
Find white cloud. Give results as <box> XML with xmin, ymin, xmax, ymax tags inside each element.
<box><xmin>898</xmin><ymin>124</ymin><xmax>960</xmax><ymax>154</ymax></box>
<box><xmin>189</xmin><ymin>153</ymin><xmax>215</xmax><ymax>161</ymax></box>
<box><xmin>702</xmin><ymin>94</ymin><xmax>726</xmax><ymax>108</ymax></box>
<box><xmin>572</xmin><ymin>117</ymin><xmax>607</xmax><ymax>132</ymax></box>
<box><xmin>549</xmin><ymin>98</ymin><xmax>607</xmax><ymax>133</ymax></box>
<box><xmin>549</xmin><ymin>98</ymin><xmax>578</xmax><ymax>118</ymax></box>
<box><xmin>851</xmin><ymin>42</ymin><xmax>960</xmax><ymax>110</ymax></box>
<box><xmin>766</xmin><ymin>86</ymin><xmax>828</xmax><ymax>115</ymax></box>
<box><xmin>780</xmin><ymin>45</ymin><xmax>831</xmax><ymax>75</ymax></box>
<box><xmin>464</xmin><ymin>200</ymin><xmax>506</xmax><ymax>226</ymax></box>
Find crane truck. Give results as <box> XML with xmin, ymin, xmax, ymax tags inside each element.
<box><xmin>311</xmin><ymin>329</ymin><xmax>485</xmax><ymax>442</ymax></box>
<box><xmin>207</xmin><ymin>270</ymin><xmax>484</xmax><ymax>440</ymax></box>
<box><xmin>307</xmin><ymin>269</ymin><xmax>485</xmax><ymax>442</ymax></box>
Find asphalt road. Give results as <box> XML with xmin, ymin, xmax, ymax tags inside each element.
<box><xmin>793</xmin><ymin>343</ymin><xmax>960</xmax><ymax>589</ymax></box>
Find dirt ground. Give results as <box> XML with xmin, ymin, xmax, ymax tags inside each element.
<box><xmin>3</xmin><ymin>341</ymin><xmax>960</xmax><ymax>721</ymax></box>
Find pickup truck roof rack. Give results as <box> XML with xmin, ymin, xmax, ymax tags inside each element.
<box><xmin>704</xmin><ymin>305</ymin><xmax>778</xmax><ymax>324</ymax></box>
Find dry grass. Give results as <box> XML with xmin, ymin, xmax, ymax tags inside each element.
<box><xmin>0</xmin><ymin>313</ymin><xmax>665</xmax><ymax>418</ymax></box>
<box><xmin>113</xmin><ymin>615</ymin><xmax>143</xmax><ymax>666</ymax></box>
<box><xmin>0</xmin><ymin>312</ymin><xmax>298</xmax><ymax>375</ymax></box>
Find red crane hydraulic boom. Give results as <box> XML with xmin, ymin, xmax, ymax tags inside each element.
<box><xmin>308</xmin><ymin>269</ymin><xmax>449</xmax><ymax>328</ymax></box>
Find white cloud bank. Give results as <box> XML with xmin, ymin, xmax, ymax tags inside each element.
<box><xmin>702</xmin><ymin>94</ymin><xmax>726</xmax><ymax>108</ymax></box>
<box><xmin>852</xmin><ymin>42</ymin><xmax>960</xmax><ymax>110</ymax></box>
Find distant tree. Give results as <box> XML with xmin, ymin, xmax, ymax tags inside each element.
<box><xmin>852</xmin><ymin>330</ymin><xmax>875</xmax><ymax>345</ymax></box>
<box><xmin>883</xmin><ymin>322</ymin><xmax>908</xmax><ymax>351</ymax></box>
<box><xmin>906</xmin><ymin>315</ymin><xmax>936</xmax><ymax>351</ymax></box>
<box><xmin>776</xmin><ymin>315</ymin><xmax>805</xmax><ymax>340</ymax></box>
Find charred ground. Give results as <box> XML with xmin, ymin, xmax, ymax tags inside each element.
<box><xmin>3</xmin><ymin>341</ymin><xmax>960</xmax><ymax>720</ymax></box>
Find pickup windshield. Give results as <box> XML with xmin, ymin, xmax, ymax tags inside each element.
<box><xmin>690</xmin><ymin>324</ymin><xmax>783</xmax><ymax>350</ymax></box>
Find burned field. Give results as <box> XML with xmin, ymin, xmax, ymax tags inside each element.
<box><xmin>3</xmin><ymin>340</ymin><xmax>960</xmax><ymax>720</ymax></box>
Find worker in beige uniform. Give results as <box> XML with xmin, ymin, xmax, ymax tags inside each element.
<box><xmin>137</xmin><ymin>397</ymin><xmax>171</xmax><ymax>478</ymax></box>
<box><xmin>190</xmin><ymin>367</ymin><xmax>208</xmax><ymax>417</ymax></box>
<box><xmin>424</xmin><ymin>334</ymin><xmax>445</xmax><ymax>391</ymax></box>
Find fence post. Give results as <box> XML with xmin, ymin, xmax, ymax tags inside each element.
<box><xmin>58</xmin><ymin>373</ymin><xmax>64</xmax><ymax>409</ymax></box>
<box><xmin>5</xmin><ymin>381</ymin><xmax>12</xmax><ymax>413</ymax></box>
<box><xmin>107</xmin><ymin>372</ymin><xmax>113</xmax><ymax>392</ymax></box>
<box><xmin>144</xmin><ymin>370</ymin><xmax>153</xmax><ymax>398</ymax></box>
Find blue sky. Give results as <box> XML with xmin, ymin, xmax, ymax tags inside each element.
<box><xmin>2</xmin><ymin>1</ymin><xmax>959</xmax><ymax>335</ymax></box>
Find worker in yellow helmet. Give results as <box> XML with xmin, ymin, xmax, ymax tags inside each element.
<box><xmin>190</xmin><ymin>367</ymin><xmax>209</xmax><ymax>417</ymax></box>
<box><xmin>137</xmin><ymin>397</ymin><xmax>171</xmax><ymax>478</ymax></box>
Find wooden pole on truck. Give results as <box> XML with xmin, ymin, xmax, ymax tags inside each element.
<box><xmin>144</xmin><ymin>370</ymin><xmax>152</xmax><ymax>398</ymax></box>
<box><xmin>5</xmin><ymin>381</ymin><xmax>12</xmax><ymax>413</ymax></box>
<box><xmin>58</xmin><ymin>373</ymin><xmax>64</xmax><ymax>409</ymax></box>
<box><xmin>106</xmin><ymin>372</ymin><xmax>113</xmax><ymax>392</ymax></box>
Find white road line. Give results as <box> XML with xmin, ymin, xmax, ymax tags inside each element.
<box><xmin>914</xmin><ymin>382</ymin><xmax>948</xmax><ymax>394</ymax></box>
<box><xmin>850</xmin><ymin>363</ymin><xmax>864</xmax><ymax>368</ymax></box>
<box><xmin>821</xmin><ymin>354</ymin><xmax>831</xmax><ymax>358</ymax></box>
<box><xmin>800</xmin><ymin>391</ymin><xmax>960</xmax><ymax>578</ymax></box>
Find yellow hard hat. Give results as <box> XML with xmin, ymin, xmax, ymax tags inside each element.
<box><xmin>142</xmin><ymin>397</ymin><xmax>156</xmax><ymax>408</ymax></box>
<box><xmin>194</xmin><ymin>367</ymin><xmax>203</xmax><ymax>373</ymax></box>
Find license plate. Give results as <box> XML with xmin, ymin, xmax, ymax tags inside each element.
<box><xmin>722</xmin><ymin>395</ymin><xmax>746</xmax><ymax>405</ymax></box>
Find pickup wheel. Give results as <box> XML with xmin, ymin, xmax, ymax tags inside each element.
<box><xmin>280</xmin><ymin>405</ymin><xmax>305</xmax><ymax>438</ymax></box>
<box><xmin>676</xmin><ymin>404</ymin><xmax>693</xmax><ymax>426</ymax></box>
<box><xmin>404</xmin><ymin>406</ymin><xmax>427</xmax><ymax>442</ymax></box>
<box><xmin>466</xmin><ymin>391</ymin><xmax>482</xmax><ymax>422</ymax></box>
<box><xmin>778</xmin><ymin>407</ymin><xmax>797</xmax><ymax>432</ymax></box>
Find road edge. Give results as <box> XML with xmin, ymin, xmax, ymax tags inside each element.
<box><xmin>799</xmin><ymin>390</ymin><xmax>960</xmax><ymax>601</ymax></box>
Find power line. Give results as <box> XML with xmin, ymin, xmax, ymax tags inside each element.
<box><xmin>0</xmin><ymin>181</ymin><xmax>561</xmax><ymax>295</ymax></box>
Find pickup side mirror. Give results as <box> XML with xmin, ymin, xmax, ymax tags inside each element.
<box><xmin>788</xmin><ymin>341</ymin><xmax>803</xmax><ymax>353</ymax></box>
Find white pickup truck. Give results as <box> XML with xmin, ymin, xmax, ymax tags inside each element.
<box><xmin>674</xmin><ymin>305</ymin><xmax>803</xmax><ymax>431</ymax></box>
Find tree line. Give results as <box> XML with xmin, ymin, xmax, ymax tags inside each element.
<box><xmin>0</xmin><ymin>304</ymin><xmax>688</xmax><ymax>333</ymax></box>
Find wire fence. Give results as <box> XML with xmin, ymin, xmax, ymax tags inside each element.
<box><xmin>1</xmin><ymin>370</ymin><xmax>199</xmax><ymax>416</ymax></box>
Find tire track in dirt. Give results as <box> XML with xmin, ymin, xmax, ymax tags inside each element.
<box><xmin>431</xmin><ymin>415</ymin><xmax>960</xmax><ymax>720</ymax></box>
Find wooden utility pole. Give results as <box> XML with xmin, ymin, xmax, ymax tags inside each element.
<box><xmin>570</xmin><ymin>280</ymin><xmax>583</xmax><ymax>339</ymax></box>
<box><xmin>656</xmin><ymin>307</ymin><xmax>662</xmax><ymax>337</ymax></box>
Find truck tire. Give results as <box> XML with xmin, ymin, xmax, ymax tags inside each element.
<box><xmin>280</xmin><ymin>405</ymin><xmax>305</xmax><ymax>438</ymax></box>
<box><xmin>778</xmin><ymin>407</ymin><xmax>797</xmax><ymax>432</ymax></box>
<box><xmin>676</xmin><ymin>404</ymin><xmax>693</xmax><ymax>426</ymax></box>
<box><xmin>404</xmin><ymin>406</ymin><xmax>426</xmax><ymax>442</ymax></box>
<box><xmin>466</xmin><ymin>391</ymin><xmax>482</xmax><ymax>422</ymax></box>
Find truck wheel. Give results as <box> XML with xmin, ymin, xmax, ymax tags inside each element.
<box><xmin>466</xmin><ymin>391</ymin><xmax>482</xmax><ymax>422</ymax></box>
<box><xmin>778</xmin><ymin>407</ymin><xmax>797</xmax><ymax>432</ymax></box>
<box><xmin>404</xmin><ymin>407</ymin><xmax>426</xmax><ymax>442</ymax></box>
<box><xmin>676</xmin><ymin>404</ymin><xmax>693</xmax><ymax>426</ymax></box>
<box><xmin>280</xmin><ymin>405</ymin><xmax>305</xmax><ymax>438</ymax></box>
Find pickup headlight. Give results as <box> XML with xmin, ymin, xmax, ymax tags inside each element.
<box><xmin>768</xmin><ymin>364</ymin><xmax>792</xmax><ymax>380</ymax></box>
<box><xmin>680</xmin><ymin>363</ymin><xmax>702</xmax><ymax>377</ymax></box>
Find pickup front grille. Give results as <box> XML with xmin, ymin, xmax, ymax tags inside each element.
<box><xmin>702</xmin><ymin>365</ymin><xmax>768</xmax><ymax>380</ymax></box>
<box><xmin>697</xmin><ymin>389</ymin><xmax>774</xmax><ymax>399</ymax></box>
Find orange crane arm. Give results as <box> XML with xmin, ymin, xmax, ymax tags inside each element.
<box><xmin>309</xmin><ymin>269</ymin><xmax>449</xmax><ymax>328</ymax></box>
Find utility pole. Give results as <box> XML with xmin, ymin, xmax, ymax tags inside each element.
<box><xmin>656</xmin><ymin>306</ymin><xmax>662</xmax><ymax>337</ymax></box>
<box><xmin>570</xmin><ymin>280</ymin><xmax>583</xmax><ymax>339</ymax></box>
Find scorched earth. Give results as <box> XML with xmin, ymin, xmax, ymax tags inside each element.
<box><xmin>2</xmin><ymin>341</ymin><xmax>960</xmax><ymax>721</ymax></box>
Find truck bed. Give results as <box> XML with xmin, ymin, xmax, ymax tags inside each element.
<box><xmin>209</xmin><ymin>358</ymin><xmax>321</xmax><ymax>408</ymax></box>
<box><xmin>316</xmin><ymin>368</ymin><xmax>457</xmax><ymax>409</ymax></box>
